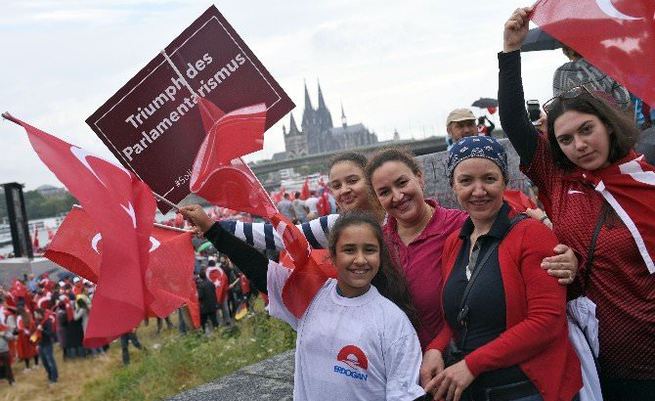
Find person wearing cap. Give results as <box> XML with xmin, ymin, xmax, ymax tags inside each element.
<box><xmin>422</xmin><ymin>136</ymin><xmax>581</xmax><ymax>401</ymax></box>
<box><xmin>446</xmin><ymin>108</ymin><xmax>478</xmax><ymax>150</ymax></box>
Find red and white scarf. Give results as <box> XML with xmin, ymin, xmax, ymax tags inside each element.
<box><xmin>582</xmin><ymin>152</ymin><xmax>655</xmax><ymax>274</ymax></box>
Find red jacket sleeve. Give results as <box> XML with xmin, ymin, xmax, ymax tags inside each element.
<box><xmin>464</xmin><ymin>221</ymin><xmax>566</xmax><ymax>376</ymax></box>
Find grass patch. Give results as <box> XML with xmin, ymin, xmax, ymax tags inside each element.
<box><xmin>81</xmin><ymin>300</ymin><xmax>296</xmax><ymax>401</ymax></box>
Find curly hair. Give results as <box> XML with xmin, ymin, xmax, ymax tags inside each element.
<box><xmin>546</xmin><ymin>93</ymin><xmax>638</xmax><ymax>170</ymax></box>
<box><xmin>328</xmin><ymin>211</ymin><xmax>419</xmax><ymax>329</ymax></box>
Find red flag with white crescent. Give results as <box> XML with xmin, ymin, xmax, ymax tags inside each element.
<box><xmin>6</xmin><ymin>114</ymin><xmax>156</xmax><ymax>347</ymax></box>
<box><xmin>531</xmin><ymin>0</ymin><xmax>655</xmax><ymax>105</ymax></box>
<box><xmin>45</xmin><ymin>207</ymin><xmax>201</xmax><ymax>329</ymax></box>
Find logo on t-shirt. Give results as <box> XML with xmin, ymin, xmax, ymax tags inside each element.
<box><xmin>333</xmin><ymin>345</ymin><xmax>368</xmax><ymax>382</ymax></box>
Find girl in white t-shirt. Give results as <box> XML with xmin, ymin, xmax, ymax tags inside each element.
<box><xmin>180</xmin><ymin>206</ymin><xmax>427</xmax><ymax>401</ymax></box>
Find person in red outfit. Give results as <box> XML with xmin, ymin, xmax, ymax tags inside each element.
<box><xmin>422</xmin><ymin>136</ymin><xmax>581</xmax><ymax>401</ymax></box>
<box><xmin>501</xmin><ymin>7</ymin><xmax>655</xmax><ymax>401</ymax></box>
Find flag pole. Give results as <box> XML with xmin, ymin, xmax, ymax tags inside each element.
<box><xmin>4</xmin><ymin>111</ymin><xmax>181</xmax><ymax>214</ymax></box>
<box><xmin>2</xmin><ymin>112</ymin><xmax>19</xmax><ymax>125</ymax></box>
<box><xmin>72</xmin><ymin>204</ymin><xmax>193</xmax><ymax>232</ymax></box>
<box><xmin>152</xmin><ymin>192</ymin><xmax>180</xmax><ymax>211</ymax></box>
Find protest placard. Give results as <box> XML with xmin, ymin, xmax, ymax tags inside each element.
<box><xmin>87</xmin><ymin>5</ymin><xmax>294</xmax><ymax>212</ymax></box>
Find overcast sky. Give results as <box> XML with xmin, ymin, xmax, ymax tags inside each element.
<box><xmin>0</xmin><ymin>0</ymin><xmax>564</xmax><ymax>190</ymax></box>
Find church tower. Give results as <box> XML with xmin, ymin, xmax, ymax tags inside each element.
<box><xmin>284</xmin><ymin>112</ymin><xmax>307</xmax><ymax>158</ymax></box>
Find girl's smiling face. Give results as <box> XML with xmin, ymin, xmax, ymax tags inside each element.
<box><xmin>333</xmin><ymin>224</ymin><xmax>380</xmax><ymax>298</ymax></box>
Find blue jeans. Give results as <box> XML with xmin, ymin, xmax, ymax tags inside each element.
<box><xmin>39</xmin><ymin>342</ymin><xmax>58</xmax><ymax>383</ymax></box>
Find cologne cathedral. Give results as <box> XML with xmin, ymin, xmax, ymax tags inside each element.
<box><xmin>282</xmin><ymin>82</ymin><xmax>378</xmax><ymax>159</ymax></box>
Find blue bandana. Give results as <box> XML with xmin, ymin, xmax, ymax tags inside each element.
<box><xmin>447</xmin><ymin>136</ymin><xmax>508</xmax><ymax>180</ymax></box>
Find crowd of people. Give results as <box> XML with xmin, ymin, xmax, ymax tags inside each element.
<box><xmin>2</xmin><ymin>5</ymin><xmax>654</xmax><ymax>401</ymax></box>
<box><xmin>0</xmin><ymin>248</ymin><xmax>263</xmax><ymax>388</ymax></box>
<box><xmin>179</xmin><ymin>7</ymin><xmax>653</xmax><ymax>401</ymax></box>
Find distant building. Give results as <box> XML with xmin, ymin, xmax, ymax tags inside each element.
<box><xmin>282</xmin><ymin>81</ymin><xmax>378</xmax><ymax>158</ymax></box>
<box><xmin>35</xmin><ymin>185</ymin><xmax>66</xmax><ymax>197</ymax></box>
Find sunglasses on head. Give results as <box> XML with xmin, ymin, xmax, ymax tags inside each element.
<box><xmin>543</xmin><ymin>84</ymin><xmax>595</xmax><ymax>115</ymax></box>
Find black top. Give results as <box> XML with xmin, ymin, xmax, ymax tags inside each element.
<box><xmin>204</xmin><ymin>222</ymin><xmax>269</xmax><ymax>294</ymax></box>
<box><xmin>196</xmin><ymin>277</ymin><xmax>218</xmax><ymax>313</ymax></box>
<box><xmin>442</xmin><ymin>203</ymin><xmax>529</xmax><ymax>387</ymax></box>
<box><xmin>498</xmin><ymin>50</ymin><xmax>540</xmax><ymax>166</ymax></box>
<box><xmin>40</xmin><ymin>319</ymin><xmax>55</xmax><ymax>346</ymax></box>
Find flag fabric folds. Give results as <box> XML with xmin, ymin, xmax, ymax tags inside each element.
<box><xmin>531</xmin><ymin>0</ymin><xmax>655</xmax><ymax>106</ymax></box>
<box><xmin>190</xmin><ymin>99</ymin><xmax>277</xmax><ymax>217</ymax></box>
<box><xmin>6</xmin><ymin>114</ymin><xmax>157</xmax><ymax>347</ymax></box>
<box><xmin>45</xmin><ymin>207</ymin><xmax>201</xmax><ymax>329</ymax></box>
<box><xmin>300</xmin><ymin>178</ymin><xmax>310</xmax><ymax>200</ymax></box>
<box><xmin>270</xmin><ymin>214</ymin><xmax>335</xmax><ymax>318</ymax></box>
<box><xmin>191</xmin><ymin>156</ymin><xmax>278</xmax><ymax>218</ymax></box>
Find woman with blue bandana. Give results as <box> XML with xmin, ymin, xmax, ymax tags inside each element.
<box><xmin>422</xmin><ymin>136</ymin><xmax>581</xmax><ymax>401</ymax></box>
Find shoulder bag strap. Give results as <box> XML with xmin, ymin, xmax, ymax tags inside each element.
<box><xmin>582</xmin><ymin>203</ymin><xmax>609</xmax><ymax>294</ymax></box>
<box><xmin>457</xmin><ymin>214</ymin><xmax>528</xmax><ymax>324</ymax></box>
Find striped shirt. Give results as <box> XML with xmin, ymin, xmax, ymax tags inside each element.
<box><xmin>218</xmin><ymin>214</ymin><xmax>340</xmax><ymax>251</ymax></box>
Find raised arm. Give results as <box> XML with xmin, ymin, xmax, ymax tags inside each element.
<box><xmin>218</xmin><ymin>214</ymin><xmax>339</xmax><ymax>251</ymax></box>
<box><xmin>499</xmin><ymin>7</ymin><xmax>540</xmax><ymax>165</ymax></box>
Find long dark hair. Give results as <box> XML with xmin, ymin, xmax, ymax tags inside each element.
<box><xmin>328</xmin><ymin>211</ymin><xmax>419</xmax><ymax>328</ymax></box>
<box><xmin>546</xmin><ymin>93</ymin><xmax>638</xmax><ymax>170</ymax></box>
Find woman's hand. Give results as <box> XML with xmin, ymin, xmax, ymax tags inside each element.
<box><xmin>420</xmin><ymin>349</ymin><xmax>445</xmax><ymax>387</ymax></box>
<box><xmin>503</xmin><ymin>6</ymin><xmax>532</xmax><ymax>53</ymax></box>
<box><xmin>525</xmin><ymin>207</ymin><xmax>552</xmax><ymax>229</ymax></box>
<box><xmin>179</xmin><ymin>205</ymin><xmax>214</xmax><ymax>234</ymax></box>
<box><xmin>425</xmin><ymin>360</ymin><xmax>475</xmax><ymax>401</ymax></box>
<box><xmin>541</xmin><ymin>244</ymin><xmax>579</xmax><ymax>285</ymax></box>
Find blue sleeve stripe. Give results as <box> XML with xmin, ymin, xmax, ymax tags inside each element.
<box><xmin>219</xmin><ymin>220</ymin><xmax>236</xmax><ymax>234</ymax></box>
<box><xmin>301</xmin><ymin>222</ymin><xmax>321</xmax><ymax>249</ymax></box>
<box><xmin>264</xmin><ymin>223</ymin><xmax>275</xmax><ymax>250</ymax></box>
<box><xmin>244</xmin><ymin>223</ymin><xmax>253</xmax><ymax>246</ymax></box>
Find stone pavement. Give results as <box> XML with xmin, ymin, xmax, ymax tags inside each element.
<box><xmin>167</xmin><ymin>350</ymin><xmax>294</xmax><ymax>401</ymax></box>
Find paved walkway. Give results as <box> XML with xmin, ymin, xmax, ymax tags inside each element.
<box><xmin>167</xmin><ymin>350</ymin><xmax>294</xmax><ymax>401</ymax></box>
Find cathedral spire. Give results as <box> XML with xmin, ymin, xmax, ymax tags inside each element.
<box><xmin>317</xmin><ymin>79</ymin><xmax>327</xmax><ymax>110</ymax></box>
<box><xmin>341</xmin><ymin>102</ymin><xmax>347</xmax><ymax>128</ymax></box>
<box><xmin>304</xmin><ymin>80</ymin><xmax>313</xmax><ymax>111</ymax></box>
<box><xmin>289</xmin><ymin>112</ymin><xmax>300</xmax><ymax>134</ymax></box>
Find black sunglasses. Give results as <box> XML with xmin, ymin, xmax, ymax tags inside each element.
<box><xmin>543</xmin><ymin>84</ymin><xmax>595</xmax><ymax>115</ymax></box>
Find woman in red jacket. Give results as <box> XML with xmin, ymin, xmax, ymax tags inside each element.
<box><xmin>422</xmin><ymin>136</ymin><xmax>581</xmax><ymax>401</ymax></box>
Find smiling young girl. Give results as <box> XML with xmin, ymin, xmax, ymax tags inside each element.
<box><xmin>180</xmin><ymin>207</ymin><xmax>427</xmax><ymax>401</ymax></box>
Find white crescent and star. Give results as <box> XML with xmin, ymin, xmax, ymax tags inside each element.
<box><xmin>69</xmin><ymin>145</ymin><xmax>138</xmax><ymax>228</ymax></box>
<box><xmin>91</xmin><ymin>233</ymin><xmax>161</xmax><ymax>254</ymax></box>
<box><xmin>595</xmin><ymin>0</ymin><xmax>643</xmax><ymax>21</ymax></box>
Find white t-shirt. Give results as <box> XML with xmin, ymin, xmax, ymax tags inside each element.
<box><xmin>304</xmin><ymin>196</ymin><xmax>320</xmax><ymax>214</ymax></box>
<box><xmin>267</xmin><ymin>262</ymin><xmax>425</xmax><ymax>401</ymax></box>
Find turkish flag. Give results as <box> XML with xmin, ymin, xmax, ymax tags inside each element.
<box><xmin>5</xmin><ymin>114</ymin><xmax>156</xmax><ymax>347</ymax></box>
<box><xmin>531</xmin><ymin>0</ymin><xmax>655</xmax><ymax>105</ymax></box>
<box><xmin>45</xmin><ymin>207</ymin><xmax>201</xmax><ymax>329</ymax></box>
<box><xmin>300</xmin><ymin>177</ymin><xmax>310</xmax><ymax>200</ymax></box>
<box><xmin>190</xmin><ymin>98</ymin><xmax>276</xmax><ymax>217</ymax></box>
<box><xmin>197</xmin><ymin>97</ymin><xmax>267</xmax><ymax>164</ymax></box>
<box><xmin>270</xmin><ymin>214</ymin><xmax>335</xmax><ymax>318</ymax></box>
<box><xmin>191</xmin><ymin>156</ymin><xmax>277</xmax><ymax>217</ymax></box>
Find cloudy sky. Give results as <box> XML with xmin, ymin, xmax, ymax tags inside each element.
<box><xmin>0</xmin><ymin>0</ymin><xmax>563</xmax><ymax>190</ymax></box>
